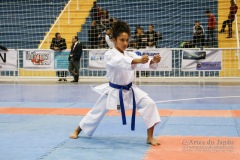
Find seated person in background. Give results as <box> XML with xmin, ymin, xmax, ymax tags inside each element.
<box><xmin>146</xmin><ymin>24</ymin><xmax>162</xmax><ymax>48</ymax></box>
<box><xmin>135</xmin><ymin>27</ymin><xmax>149</xmax><ymax>77</ymax></box>
<box><xmin>193</xmin><ymin>21</ymin><xmax>205</xmax><ymax>47</ymax></box>
<box><xmin>128</xmin><ymin>25</ymin><xmax>141</xmax><ymax>48</ymax></box>
<box><xmin>100</xmin><ymin>9</ymin><xmax>110</xmax><ymax>28</ymax></box>
<box><xmin>219</xmin><ymin>0</ymin><xmax>238</xmax><ymax>38</ymax></box>
<box><xmin>134</xmin><ymin>27</ymin><xmax>148</xmax><ymax>49</ymax></box>
<box><xmin>90</xmin><ymin>1</ymin><xmax>101</xmax><ymax>24</ymax></box>
<box><xmin>88</xmin><ymin>20</ymin><xmax>102</xmax><ymax>49</ymax></box>
<box><xmin>50</xmin><ymin>32</ymin><xmax>67</xmax><ymax>82</ymax></box>
<box><xmin>146</xmin><ymin>39</ymin><xmax>156</xmax><ymax>48</ymax></box>
<box><xmin>107</xmin><ymin>17</ymin><xmax>117</xmax><ymax>28</ymax></box>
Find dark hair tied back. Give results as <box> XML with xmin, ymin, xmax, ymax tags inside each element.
<box><xmin>111</xmin><ymin>20</ymin><xmax>130</xmax><ymax>39</ymax></box>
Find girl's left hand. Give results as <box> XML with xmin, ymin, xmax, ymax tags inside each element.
<box><xmin>152</xmin><ymin>54</ymin><xmax>161</xmax><ymax>63</ymax></box>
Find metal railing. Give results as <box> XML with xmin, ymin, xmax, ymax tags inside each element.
<box><xmin>0</xmin><ymin>48</ymin><xmax>240</xmax><ymax>82</ymax></box>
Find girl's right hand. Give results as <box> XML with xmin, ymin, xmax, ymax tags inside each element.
<box><xmin>141</xmin><ymin>55</ymin><xmax>149</xmax><ymax>64</ymax></box>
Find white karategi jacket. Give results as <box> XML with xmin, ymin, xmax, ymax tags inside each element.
<box><xmin>92</xmin><ymin>47</ymin><xmax>158</xmax><ymax>110</ymax></box>
<box><xmin>105</xmin><ymin>34</ymin><xmax>114</xmax><ymax>49</ymax></box>
<box><xmin>80</xmin><ymin>47</ymin><xmax>160</xmax><ymax>136</ymax></box>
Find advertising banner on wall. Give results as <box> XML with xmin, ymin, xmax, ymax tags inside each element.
<box><xmin>181</xmin><ymin>50</ymin><xmax>222</xmax><ymax>71</ymax></box>
<box><xmin>53</xmin><ymin>50</ymin><xmax>70</xmax><ymax>70</ymax></box>
<box><xmin>89</xmin><ymin>49</ymin><xmax>172</xmax><ymax>71</ymax></box>
<box><xmin>133</xmin><ymin>48</ymin><xmax>172</xmax><ymax>71</ymax></box>
<box><xmin>23</xmin><ymin>50</ymin><xmax>54</xmax><ymax>69</ymax></box>
<box><xmin>89</xmin><ymin>49</ymin><xmax>108</xmax><ymax>69</ymax></box>
<box><xmin>0</xmin><ymin>49</ymin><xmax>17</xmax><ymax>71</ymax></box>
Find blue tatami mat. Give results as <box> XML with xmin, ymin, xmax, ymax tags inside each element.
<box><xmin>1</xmin><ymin>113</ymin><xmax>239</xmax><ymax>160</ymax></box>
<box><xmin>0</xmin><ymin>82</ymin><xmax>240</xmax><ymax>160</ymax></box>
<box><xmin>156</xmin><ymin>103</ymin><xmax>238</xmax><ymax>110</ymax></box>
<box><xmin>0</xmin><ymin>115</ymin><xmax>164</xmax><ymax>160</ymax></box>
<box><xmin>160</xmin><ymin>117</ymin><xmax>239</xmax><ymax>137</ymax></box>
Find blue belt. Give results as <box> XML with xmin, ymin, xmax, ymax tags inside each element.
<box><xmin>109</xmin><ymin>82</ymin><xmax>136</xmax><ymax>131</ymax></box>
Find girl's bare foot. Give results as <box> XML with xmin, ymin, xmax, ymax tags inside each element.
<box><xmin>147</xmin><ymin>137</ymin><xmax>160</xmax><ymax>146</ymax></box>
<box><xmin>70</xmin><ymin>130</ymin><xmax>79</xmax><ymax>139</ymax></box>
<box><xmin>147</xmin><ymin>126</ymin><xmax>160</xmax><ymax>146</ymax></box>
<box><xmin>70</xmin><ymin>126</ymin><xmax>81</xmax><ymax>139</ymax></box>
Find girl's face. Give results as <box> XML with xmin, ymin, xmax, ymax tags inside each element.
<box><xmin>113</xmin><ymin>32</ymin><xmax>129</xmax><ymax>53</ymax></box>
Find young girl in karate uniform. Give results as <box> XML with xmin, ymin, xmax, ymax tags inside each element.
<box><xmin>70</xmin><ymin>20</ymin><xmax>161</xmax><ymax>146</ymax></box>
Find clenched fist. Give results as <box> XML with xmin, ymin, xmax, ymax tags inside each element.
<box><xmin>152</xmin><ymin>54</ymin><xmax>161</xmax><ymax>63</ymax></box>
<box><xmin>141</xmin><ymin>55</ymin><xmax>149</xmax><ymax>64</ymax></box>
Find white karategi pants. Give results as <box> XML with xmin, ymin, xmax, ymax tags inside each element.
<box><xmin>79</xmin><ymin>94</ymin><xmax>161</xmax><ymax>137</ymax></box>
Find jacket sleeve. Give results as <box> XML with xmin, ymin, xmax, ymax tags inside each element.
<box><xmin>50</xmin><ymin>38</ymin><xmax>55</xmax><ymax>50</ymax></box>
<box><xmin>72</xmin><ymin>42</ymin><xmax>83</xmax><ymax>60</ymax></box>
<box><xmin>60</xmin><ymin>39</ymin><xmax>67</xmax><ymax>50</ymax></box>
<box><xmin>104</xmin><ymin>50</ymin><xmax>134</xmax><ymax>70</ymax></box>
<box><xmin>154</xmin><ymin>31</ymin><xmax>161</xmax><ymax>41</ymax></box>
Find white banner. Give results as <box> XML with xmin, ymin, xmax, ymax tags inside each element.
<box><xmin>89</xmin><ymin>49</ymin><xmax>107</xmax><ymax>69</ymax></box>
<box><xmin>89</xmin><ymin>49</ymin><xmax>172</xmax><ymax>71</ymax></box>
<box><xmin>0</xmin><ymin>49</ymin><xmax>17</xmax><ymax>71</ymax></box>
<box><xmin>133</xmin><ymin>48</ymin><xmax>172</xmax><ymax>71</ymax></box>
<box><xmin>181</xmin><ymin>50</ymin><xmax>222</xmax><ymax>71</ymax></box>
<box><xmin>23</xmin><ymin>50</ymin><xmax>54</xmax><ymax>69</ymax></box>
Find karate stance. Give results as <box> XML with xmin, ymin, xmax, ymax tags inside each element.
<box><xmin>70</xmin><ymin>20</ymin><xmax>161</xmax><ymax>146</ymax></box>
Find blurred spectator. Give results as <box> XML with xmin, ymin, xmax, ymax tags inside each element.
<box><xmin>88</xmin><ymin>20</ymin><xmax>101</xmax><ymax>49</ymax></box>
<box><xmin>134</xmin><ymin>27</ymin><xmax>148</xmax><ymax>49</ymax></box>
<box><xmin>100</xmin><ymin>9</ymin><xmax>110</xmax><ymax>28</ymax></box>
<box><xmin>90</xmin><ymin>1</ymin><xmax>101</xmax><ymax>24</ymax></box>
<box><xmin>128</xmin><ymin>25</ymin><xmax>141</xmax><ymax>48</ymax></box>
<box><xmin>146</xmin><ymin>24</ymin><xmax>162</xmax><ymax>48</ymax></box>
<box><xmin>205</xmin><ymin>10</ymin><xmax>216</xmax><ymax>47</ymax></box>
<box><xmin>98</xmin><ymin>7</ymin><xmax>102</xmax><ymax>22</ymax></box>
<box><xmin>50</xmin><ymin>32</ymin><xmax>67</xmax><ymax>51</ymax></box>
<box><xmin>0</xmin><ymin>44</ymin><xmax>8</xmax><ymax>51</ymax></box>
<box><xmin>50</xmin><ymin>32</ymin><xmax>67</xmax><ymax>82</ymax></box>
<box><xmin>193</xmin><ymin>21</ymin><xmax>205</xmax><ymax>47</ymax></box>
<box><xmin>134</xmin><ymin>27</ymin><xmax>148</xmax><ymax>77</ymax></box>
<box><xmin>101</xmin><ymin>17</ymin><xmax>117</xmax><ymax>31</ymax></box>
<box><xmin>219</xmin><ymin>0</ymin><xmax>238</xmax><ymax>38</ymax></box>
<box><xmin>134</xmin><ymin>25</ymin><xmax>141</xmax><ymax>37</ymax></box>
